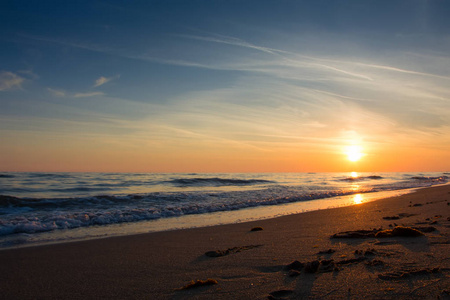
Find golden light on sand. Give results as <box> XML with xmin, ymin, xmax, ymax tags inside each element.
<box><xmin>345</xmin><ymin>145</ymin><xmax>364</xmax><ymax>162</ymax></box>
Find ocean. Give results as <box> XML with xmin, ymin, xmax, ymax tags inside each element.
<box><xmin>0</xmin><ymin>172</ymin><xmax>448</xmax><ymax>249</ymax></box>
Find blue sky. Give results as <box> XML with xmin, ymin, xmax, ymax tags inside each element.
<box><xmin>1</xmin><ymin>0</ymin><xmax>450</xmax><ymax>172</ymax></box>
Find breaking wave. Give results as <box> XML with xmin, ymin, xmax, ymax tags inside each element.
<box><xmin>0</xmin><ymin>172</ymin><xmax>448</xmax><ymax>241</ymax></box>
<box><xmin>0</xmin><ymin>189</ymin><xmax>361</xmax><ymax>236</ymax></box>
<box><xmin>339</xmin><ymin>175</ymin><xmax>383</xmax><ymax>182</ymax></box>
<box><xmin>410</xmin><ymin>176</ymin><xmax>448</xmax><ymax>181</ymax></box>
<box><xmin>0</xmin><ymin>174</ymin><xmax>15</xmax><ymax>178</ymax></box>
<box><xmin>165</xmin><ymin>177</ymin><xmax>274</xmax><ymax>187</ymax></box>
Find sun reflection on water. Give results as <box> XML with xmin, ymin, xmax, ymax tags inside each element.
<box><xmin>351</xmin><ymin>184</ymin><xmax>360</xmax><ymax>193</ymax></box>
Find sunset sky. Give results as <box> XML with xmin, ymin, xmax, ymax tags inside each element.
<box><xmin>1</xmin><ymin>0</ymin><xmax>450</xmax><ymax>172</ymax></box>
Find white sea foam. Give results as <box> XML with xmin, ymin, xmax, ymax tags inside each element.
<box><xmin>0</xmin><ymin>172</ymin><xmax>448</xmax><ymax>248</ymax></box>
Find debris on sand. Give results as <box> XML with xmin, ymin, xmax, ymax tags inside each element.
<box><xmin>330</xmin><ymin>229</ymin><xmax>379</xmax><ymax>239</ymax></box>
<box><xmin>176</xmin><ymin>279</ymin><xmax>218</xmax><ymax>290</ymax></box>
<box><xmin>205</xmin><ymin>245</ymin><xmax>262</xmax><ymax>257</ymax></box>
<box><xmin>375</xmin><ymin>226</ymin><xmax>423</xmax><ymax>238</ymax></box>
<box><xmin>250</xmin><ymin>226</ymin><xmax>264</xmax><ymax>231</ymax></box>
<box><xmin>412</xmin><ymin>226</ymin><xmax>436</xmax><ymax>233</ymax></box>
<box><xmin>318</xmin><ymin>248</ymin><xmax>336</xmax><ymax>254</ymax></box>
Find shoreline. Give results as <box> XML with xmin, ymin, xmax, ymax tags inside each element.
<box><xmin>1</xmin><ymin>184</ymin><xmax>449</xmax><ymax>299</ymax></box>
<box><xmin>1</xmin><ymin>186</ymin><xmax>423</xmax><ymax>250</ymax></box>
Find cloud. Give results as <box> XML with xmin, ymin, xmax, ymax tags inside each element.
<box><xmin>74</xmin><ymin>92</ymin><xmax>104</xmax><ymax>98</ymax></box>
<box><xmin>178</xmin><ymin>33</ymin><xmax>288</xmax><ymax>56</ymax></box>
<box><xmin>18</xmin><ymin>70</ymin><xmax>39</xmax><ymax>80</ymax></box>
<box><xmin>47</xmin><ymin>88</ymin><xmax>66</xmax><ymax>97</ymax></box>
<box><xmin>48</xmin><ymin>88</ymin><xmax>105</xmax><ymax>98</ymax></box>
<box><xmin>20</xmin><ymin>33</ymin><xmax>450</xmax><ymax>146</ymax></box>
<box><xmin>93</xmin><ymin>75</ymin><xmax>119</xmax><ymax>87</ymax></box>
<box><xmin>0</xmin><ymin>71</ymin><xmax>25</xmax><ymax>91</ymax></box>
<box><xmin>94</xmin><ymin>76</ymin><xmax>110</xmax><ymax>87</ymax></box>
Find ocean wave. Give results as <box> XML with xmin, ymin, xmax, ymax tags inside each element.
<box><xmin>0</xmin><ymin>194</ymin><xmax>143</xmax><ymax>209</ymax></box>
<box><xmin>49</xmin><ymin>187</ymin><xmax>114</xmax><ymax>193</ymax></box>
<box><xmin>0</xmin><ymin>189</ymin><xmax>362</xmax><ymax>236</ymax></box>
<box><xmin>1</xmin><ymin>172</ymin><xmax>448</xmax><ymax>239</ymax></box>
<box><xmin>0</xmin><ymin>195</ymin><xmax>74</xmax><ymax>209</ymax></box>
<box><xmin>165</xmin><ymin>177</ymin><xmax>275</xmax><ymax>187</ymax></box>
<box><xmin>0</xmin><ymin>195</ymin><xmax>24</xmax><ymax>206</ymax></box>
<box><xmin>27</xmin><ymin>173</ymin><xmax>73</xmax><ymax>179</ymax></box>
<box><xmin>339</xmin><ymin>175</ymin><xmax>383</xmax><ymax>182</ymax></box>
<box><xmin>0</xmin><ymin>174</ymin><xmax>15</xmax><ymax>178</ymax></box>
<box><xmin>0</xmin><ymin>188</ymin><xmax>40</xmax><ymax>195</ymax></box>
<box><xmin>410</xmin><ymin>176</ymin><xmax>448</xmax><ymax>181</ymax></box>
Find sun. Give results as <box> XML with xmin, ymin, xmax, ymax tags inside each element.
<box><xmin>345</xmin><ymin>145</ymin><xmax>364</xmax><ymax>162</ymax></box>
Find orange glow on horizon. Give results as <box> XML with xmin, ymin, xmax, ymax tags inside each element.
<box><xmin>0</xmin><ymin>131</ymin><xmax>449</xmax><ymax>173</ymax></box>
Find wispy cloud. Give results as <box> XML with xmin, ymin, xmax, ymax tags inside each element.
<box><xmin>147</xmin><ymin>39</ymin><xmax>450</xmax><ymax>152</ymax></box>
<box><xmin>178</xmin><ymin>33</ymin><xmax>289</xmax><ymax>56</ymax></box>
<box><xmin>0</xmin><ymin>71</ymin><xmax>25</xmax><ymax>91</ymax></box>
<box><xmin>19</xmin><ymin>33</ymin><xmax>450</xmax><ymax>151</ymax></box>
<box><xmin>94</xmin><ymin>76</ymin><xmax>111</xmax><ymax>87</ymax></box>
<box><xmin>93</xmin><ymin>75</ymin><xmax>119</xmax><ymax>87</ymax></box>
<box><xmin>312</xmin><ymin>63</ymin><xmax>373</xmax><ymax>81</ymax></box>
<box><xmin>47</xmin><ymin>88</ymin><xmax>66</xmax><ymax>97</ymax></box>
<box><xmin>47</xmin><ymin>88</ymin><xmax>104</xmax><ymax>98</ymax></box>
<box><xmin>74</xmin><ymin>91</ymin><xmax>104</xmax><ymax>98</ymax></box>
<box><xmin>18</xmin><ymin>69</ymin><xmax>39</xmax><ymax>80</ymax></box>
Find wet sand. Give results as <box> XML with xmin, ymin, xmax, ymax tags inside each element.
<box><xmin>1</xmin><ymin>185</ymin><xmax>449</xmax><ymax>299</ymax></box>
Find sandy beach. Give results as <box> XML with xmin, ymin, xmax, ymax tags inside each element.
<box><xmin>1</xmin><ymin>185</ymin><xmax>449</xmax><ymax>299</ymax></box>
<box><xmin>3</xmin><ymin>1</ymin><xmax>450</xmax><ymax>299</ymax></box>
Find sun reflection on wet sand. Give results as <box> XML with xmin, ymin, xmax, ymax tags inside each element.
<box><xmin>353</xmin><ymin>194</ymin><xmax>363</xmax><ymax>204</ymax></box>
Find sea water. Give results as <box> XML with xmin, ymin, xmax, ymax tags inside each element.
<box><xmin>0</xmin><ymin>172</ymin><xmax>448</xmax><ymax>249</ymax></box>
